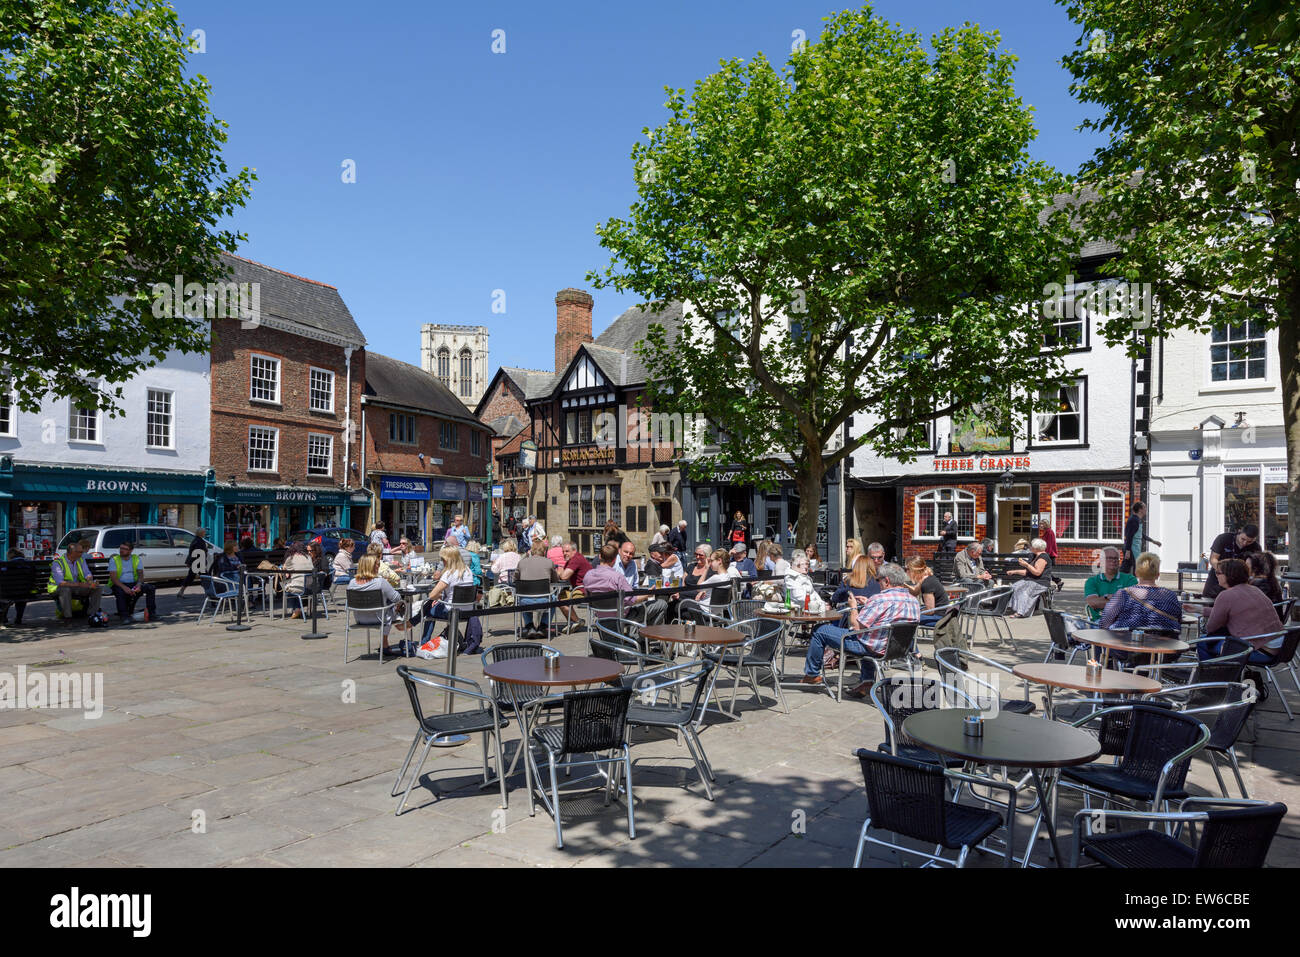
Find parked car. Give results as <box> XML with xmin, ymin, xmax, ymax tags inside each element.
<box><xmin>57</xmin><ymin>526</ymin><xmax>213</xmax><ymax>581</ymax></box>
<box><xmin>289</xmin><ymin>527</ymin><xmax>366</xmax><ymax>560</ymax></box>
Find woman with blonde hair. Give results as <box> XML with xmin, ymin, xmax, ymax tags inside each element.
<box><xmin>365</xmin><ymin>541</ymin><xmax>403</xmax><ymax>587</ymax></box>
<box><xmin>844</xmin><ymin>538</ymin><xmax>864</xmax><ymax>570</ymax></box>
<box><xmin>417</xmin><ymin>544</ymin><xmax>482</xmax><ymax>655</ymax></box>
<box><xmin>347</xmin><ymin>555</ymin><xmax>404</xmax><ymax>655</ymax></box>
<box><xmin>831</xmin><ymin>553</ymin><xmax>880</xmax><ymax>606</ymax></box>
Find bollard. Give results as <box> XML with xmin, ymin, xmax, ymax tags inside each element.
<box><xmin>302</xmin><ymin>569</ymin><xmax>327</xmax><ymax>640</ymax></box>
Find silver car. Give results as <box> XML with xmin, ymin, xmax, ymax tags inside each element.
<box><xmin>56</xmin><ymin>526</ymin><xmax>213</xmax><ymax>581</ymax></box>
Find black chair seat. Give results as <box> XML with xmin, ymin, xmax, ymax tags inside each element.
<box><xmin>702</xmin><ymin>649</ymin><xmax>769</xmax><ymax>669</ymax></box>
<box><xmin>627</xmin><ymin>702</ymin><xmax>694</xmax><ymax>727</ymax></box>
<box><xmin>531</xmin><ymin>725</ymin><xmax>570</xmax><ymax>755</ymax></box>
<box><xmin>1081</xmin><ymin>830</ymin><xmax>1196</xmax><ymax>868</ymax></box>
<box><xmin>424</xmin><ymin>710</ymin><xmax>507</xmax><ymax>737</ymax></box>
<box><xmin>940</xmin><ymin>802</ymin><xmax>1003</xmax><ymax>850</ymax></box>
<box><xmin>1061</xmin><ymin>764</ymin><xmax>1190</xmax><ymax>802</ymax></box>
<box><xmin>1001</xmin><ymin>699</ymin><xmax>1037</xmax><ymax>716</ymax></box>
<box><xmin>878</xmin><ymin>743</ymin><xmax>964</xmax><ymax>769</ymax></box>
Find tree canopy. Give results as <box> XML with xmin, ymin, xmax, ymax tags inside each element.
<box><xmin>0</xmin><ymin>0</ymin><xmax>254</xmax><ymax>413</ymax></box>
<box><xmin>591</xmin><ymin>5</ymin><xmax>1079</xmax><ymax>542</ymax></box>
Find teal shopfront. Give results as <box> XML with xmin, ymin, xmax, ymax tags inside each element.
<box><xmin>212</xmin><ymin>484</ymin><xmax>364</xmax><ymax>547</ymax></box>
<box><xmin>0</xmin><ymin>458</ymin><xmax>214</xmax><ymax>559</ymax></box>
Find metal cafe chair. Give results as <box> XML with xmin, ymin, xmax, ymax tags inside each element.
<box><xmin>480</xmin><ymin>642</ymin><xmax>562</xmax><ymax>784</ymax></box>
<box><xmin>342</xmin><ymin>587</ymin><xmax>402</xmax><ymax>664</ymax></box>
<box><xmin>700</xmin><ymin>616</ymin><xmax>788</xmax><ymax>719</ymax></box>
<box><xmin>198</xmin><ymin>575</ymin><xmax>240</xmax><ymax>622</ymax></box>
<box><xmin>934</xmin><ymin>646</ymin><xmax>1036</xmax><ymax>716</ymax></box>
<box><xmin>870</xmin><ymin>674</ymin><xmax>975</xmax><ymax>768</ymax></box>
<box><xmin>1043</xmin><ymin>609</ymin><xmax>1090</xmax><ymax>665</ymax></box>
<box><xmin>1073</xmin><ymin>798</ymin><xmax>1286</xmax><ymax>868</ymax></box>
<box><xmin>626</xmin><ymin>659</ymin><xmax>718</xmax><ymax>800</ymax></box>
<box><xmin>392</xmin><ymin>665</ymin><xmax>509</xmax><ymax>814</ymax></box>
<box><xmin>1144</xmin><ymin>681</ymin><xmax>1258</xmax><ymax>798</ymax></box>
<box><xmin>525</xmin><ymin>687</ymin><xmax>635</xmax><ymax>850</ymax></box>
<box><xmin>852</xmin><ymin>748</ymin><xmax>1003</xmax><ymax>869</ymax></box>
<box><xmin>513</xmin><ymin>576</ymin><xmax>555</xmax><ymax>640</ymax></box>
<box><xmin>835</xmin><ymin>620</ymin><xmax>920</xmax><ymax>702</ymax></box>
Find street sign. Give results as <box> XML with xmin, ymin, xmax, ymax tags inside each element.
<box><xmin>492</xmin><ymin>484</ymin><xmax>504</xmax><ymax>498</ymax></box>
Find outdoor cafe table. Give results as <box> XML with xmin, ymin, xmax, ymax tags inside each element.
<box><xmin>1011</xmin><ymin>662</ymin><xmax>1161</xmax><ymax>720</ymax></box>
<box><xmin>945</xmin><ymin>585</ymin><xmax>969</xmax><ymax>601</ymax></box>
<box><xmin>902</xmin><ymin>708</ymin><xmax>1102</xmax><ymax>868</ymax></box>
<box><xmin>1068</xmin><ymin>628</ymin><xmax>1189</xmax><ymax>669</ymax></box>
<box><xmin>758</xmin><ymin>608</ymin><xmax>844</xmax><ymax>697</ymax></box>
<box><xmin>641</xmin><ymin>624</ymin><xmax>747</xmax><ymax>721</ymax></box>
<box><xmin>482</xmin><ymin>656</ymin><xmax>624</xmax><ymax>796</ymax></box>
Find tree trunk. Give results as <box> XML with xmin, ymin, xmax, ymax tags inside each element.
<box><xmin>793</xmin><ymin>455</ymin><xmax>826</xmax><ymax>558</ymax></box>
<box><xmin>1282</xmin><ymin>281</ymin><xmax>1300</xmax><ymax>576</ymax></box>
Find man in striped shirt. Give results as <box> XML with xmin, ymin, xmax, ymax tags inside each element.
<box><xmin>801</xmin><ymin>563</ymin><xmax>919</xmax><ymax>697</ymax></box>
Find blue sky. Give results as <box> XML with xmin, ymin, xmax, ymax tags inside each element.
<box><xmin>178</xmin><ymin>0</ymin><xmax>1104</xmax><ymax>377</ymax></box>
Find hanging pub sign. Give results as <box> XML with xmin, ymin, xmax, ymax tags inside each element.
<box><xmin>519</xmin><ymin>440</ymin><xmax>537</xmax><ymax>472</ymax></box>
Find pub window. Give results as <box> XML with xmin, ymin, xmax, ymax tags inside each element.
<box><xmin>594</xmin><ymin>485</ymin><xmax>607</xmax><ymax>528</ymax></box>
<box><xmin>581</xmin><ymin>485</ymin><xmax>593</xmax><ymax>527</ymax></box>
<box><xmin>913</xmin><ymin>487</ymin><xmax>975</xmax><ymax>539</ymax></box>
<box><xmin>609</xmin><ymin>484</ymin><xmax>621</xmax><ymax>524</ymax></box>
<box><xmin>569</xmin><ymin>487</ymin><xmax>579</xmax><ymax>527</ymax></box>
<box><xmin>637</xmin><ymin>506</ymin><xmax>647</xmax><ymax>533</ymax></box>
<box><xmin>1052</xmin><ymin>485</ymin><xmax>1124</xmax><ymax>542</ymax></box>
<box><xmin>626</xmin><ymin>506</ymin><xmax>635</xmax><ymax>532</ymax></box>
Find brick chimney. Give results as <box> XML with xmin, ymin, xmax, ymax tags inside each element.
<box><xmin>554</xmin><ymin>288</ymin><xmax>594</xmax><ymax>373</ymax></box>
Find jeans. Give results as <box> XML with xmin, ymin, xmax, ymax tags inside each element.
<box><xmin>919</xmin><ymin>611</ymin><xmax>943</xmax><ymax>629</ymax></box>
<box><xmin>1197</xmin><ymin>637</ymin><xmax>1273</xmax><ymax>664</ymax></box>
<box><xmin>517</xmin><ymin>594</ymin><xmax>549</xmax><ymax>631</ymax></box>
<box><xmin>112</xmin><ymin>582</ymin><xmax>157</xmax><ymax>619</ymax></box>
<box><xmin>421</xmin><ymin>603</ymin><xmax>483</xmax><ymax>652</ymax></box>
<box><xmin>805</xmin><ymin>624</ymin><xmax>878</xmax><ymax>682</ymax></box>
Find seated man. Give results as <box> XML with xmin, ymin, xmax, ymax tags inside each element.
<box><xmin>1083</xmin><ymin>546</ymin><xmax>1136</xmax><ymax>623</ymax></box>
<box><xmin>801</xmin><ymin>562</ymin><xmax>919</xmax><ymax>698</ymax></box>
<box><xmin>48</xmin><ymin>542</ymin><xmax>103</xmax><ymax>624</ymax></box>
<box><xmin>955</xmin><ymin>541</ymin><xmax>993</xmax><ymax>592</ymax></box>
<box><xmin>516</xmin><ymin>540</ymin><xmax>557</xmax><ymax>638</ymax></box>
<box><xmin>555</xmin><ymin>541</ymin><xmax>591</xmax><ymax>633</ymax></box>
<box><xmin>109</xmin><ymin>539</ymin><xmax>158</xmax><ymax>624</ymax></box>
<box><xmin>616</xmin><ymin>540</ymin><xmax>667</xmax><ymax>625</ymax></box>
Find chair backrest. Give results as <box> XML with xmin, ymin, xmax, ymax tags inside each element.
<box><xmin>395</xmin><ymin>665</ymin><xmax>476</xmax><ymax>734</ymax></box>
<box><xmin>1117</xmin><ymin>704</ymin><xmax>1208</xmax><ymax>794</ymax></box>
<box><xmin>731</xmin><ymin>599</ymin><xmax>764</xmax><ymax>622</ymax></box>
<box><xmin>882</xmin><ymin>621</ymin><xmax>919</xmax><ymax>661</ymax></box>
<box><xmin>871</xmin><ymin>675</ymin><xmax>972</xmax><ymax>752</ymax></box>
<box><xmin>559</xmin><ymin>687</ymin><xmax>631</xmax><ymax>754</ymax></box>
<box><xmin>591</xmin><ymin>620</ymin><xmax>648</xmax><ymax>666</ymax></box>
<box><xmin>729</xmin><ymin>617</ymin><xmax>784</xmax><ymax>660</ymax></box>
<box><xmin>972</xmin><ymin>586</ymin><xmax>1013</xmax><ymax>616</ymax></box>
<box><xmin>449</xmin><ymin>582</ymin><xmax>478</xmax><ymax>610</ymax></box>
<box><xmin>1193</xmin><ymin>802</ymin><xmax>1287</xmax><ymax>867</ymax></box>
<box><xmin>588</xmin><ymin>589</ymin><xmax>623</xmax><ymax>620</ymax></box>
<box><xmin>708</xmin><ymin>584</ymin><xmax>733</xmax><ymax>609</ymax></box>
<box><xmin>1043</xmin><ymin>609</ymin><xmax>1072</xmax><ymax>651</ymax></box>
<box><xmin>344</xmin><ymin>586</ymin><xmax>388</xmax><ymax>611</ymax></box>
<box><xmin>1260</xmin><ymin>625</ymin><xmax>1300</xmax><ymax>665</ymax></box>
<box><xmin>514</xmin><ymin>576</ymin><xmax>550</xmax><ymax>599</ymax></box>
<box><xmin>855</xmin><ymin>748</ymin><xmax>948</xmax><ymax>845</ymax></box>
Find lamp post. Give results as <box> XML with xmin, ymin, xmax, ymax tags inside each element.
<box><xmin>485</xmin><ymin>461</ymin><xmax>493</xmax><ymax>547</ymax></box>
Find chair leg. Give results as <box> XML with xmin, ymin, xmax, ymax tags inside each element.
<box><xmin>549</xmin><ymin>752</ymin><xmax>564</xmax><ymax>849</ymax></box>
<box><xmin>1227</xmin><ymin>748</ymin><xmax>1250</xmax><ymax>799</ymax></box>
<box><xmin>397</xmin><ymin>735</ymin><xmax>435</xmax><ymax>815</ymax></box>
<box><xmin>1268</xmin><ymin>669</ymin><xmax>1294</xmax><ymax>720</ymax></box>
<box><xmin>770</xmin><ymin>666</ymin><xmax>789</xmax><ymax>714</ymax></box>
<box><xmin>681</xmin><ymin>727</ymin><xmax>714</xmax><ymax>800</ymax></box>
<box><xmin>392</xmin><ymin>732</ymin><xmax>422</xmax><ymax>796</ymax></box>
<box><xmin>853</xmin><ymin>818</ymin><xmax>871</xmax><ymax>868</ymax></box>
<box><xmin>623</xmin><ymin>746</ymin><xmax>635</xmax><ymax>839</ymax></box>
<box><xmin>493</xmin><ymin>725</ymin><xmax>509</xmax><ymax>809</ymax></box>
<box><xmin>1206</xmin><ymin>751</ymin><xmax>1230</xmax><ymax>798</ymax></box>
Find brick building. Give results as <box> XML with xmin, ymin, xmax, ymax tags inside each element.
<box><xmin>362</xmin><ymin>352</ymin><xmax>493</xmax><ymax>547</ymax></box>
<box><xmin>525</xmin><ymin>289</ymin><xmax>684</xmax><ymax>554</ymax></box>
<box><xmin>476</xmin><ymin>366</ymin><xmax>550</xmax><ymax>528</ymax></box>
<box><xmin>208</xmin><ymin>254</ymin><xmax>367</xmax><ymax>546</ymax></box>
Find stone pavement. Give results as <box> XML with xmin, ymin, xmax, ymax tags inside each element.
<box><xmin>0</xmin><ymin>584</ymin><xmax>1296</xmax><ymax>868</ymax></box>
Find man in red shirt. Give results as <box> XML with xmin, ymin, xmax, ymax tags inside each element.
<box><xmin>556</xmin><ymin>540</ymin><xmax>592</xmax><ymax>633</ymax></box>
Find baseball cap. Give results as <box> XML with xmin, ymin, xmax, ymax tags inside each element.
<box><xmin>730</xmin><ymin>542</ymin><xmax>747</xmax><ymax>554</ymax></box>
<box><xmin>649</xmin><ymin>542</ymin><xmax>670</xmax><ymax>556</ymax></box>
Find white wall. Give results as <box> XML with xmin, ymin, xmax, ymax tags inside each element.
<box><xmin>0</xmin><ymin>349</ymin><xmax>210</xmax><ymax>472</ymax></box>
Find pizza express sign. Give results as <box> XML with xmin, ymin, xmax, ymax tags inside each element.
<box><xmin>932</xmin><ymin>455</ymin><xmax>1031</xmax><ymax>472</ymax></box>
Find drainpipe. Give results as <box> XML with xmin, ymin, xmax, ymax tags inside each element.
<box><xmin>344</xmin><ymin>345</ymin><xmax>355</xmax><ymax>487</ymax></box>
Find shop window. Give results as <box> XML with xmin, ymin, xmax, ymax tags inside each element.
<box><xmin>914</xmin><ymin>488</ymin><xmax>975</xmax><ymax>539</ymax></box>
<box><xmin>307</xmin><ymin>433</ymin><xmax>333</xmax><ymax>476</ymax></box>
<box><xmin>1052</xmin><ymin>485</ymin><xmax>1124</xmax><ymax>541</ymax></box>
<box><xmin>581</xmin><ymin>485</ymin><xmax>593</xmax><ymax>527</ymax></box>
<box><xmin>594</xmin><ymin>485</ymin><xmax>606</xmax><ymax>528</ymax></box>
<box><xmin>146</xmin><ymin>388</ymin><xmax>174</xmax><ymax>449</ymax></box>
<box><xmin>248</xmin><ymin>425</ymin><xmax>278</xmax><ymax>472</ymax></box>
<box><xmin>1210</xmin><ymin>320</ymin><xmax>1267</xmax><ymax>382</ymax></box>
<box><xmin>309</xmin><ymin>367</ymin><xmax>335</xmax><ymax>413</ymax></box>
<box><xmin>569</xmin><ymin>487</ymin><xmax>579</xmax><ymax>527</ymax></box>
<box><xmin>250</xmin><ymin>355</ymin><xmax>280</xmax><ymax>403</ymax></box>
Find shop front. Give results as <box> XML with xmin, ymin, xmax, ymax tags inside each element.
<box><xmin>212</xmin><ymin>484</ymin><xmax>359</xmax><ymax>547</ymax></box>
<box><xmin>0</xmin><ymin>458</ymin><xmax>212</xmax><ymax>559</ymax></box>
<box><xmin>428</xmin><ymin>477</ymin><xmax>466</xmax><ymax>544</ymax></box>
<box><xmin>378</xmin><ymin>475</ymin><xmax>430</xmax><ymax>547</ymax></box>
<box><xmin>680</xmin><ymin>465</ymin><xmax>842</xmax><ymax>563</ymax></box>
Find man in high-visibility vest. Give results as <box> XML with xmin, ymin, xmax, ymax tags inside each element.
<box><xmin>47</xmin><ymin>541</ymin><xmax>103</xmax><ymax>622</ymax></box>
<box><xmin>108</xmin><ymin>540</ymin><xmax>157</xmax><ymax>624</ymax></box>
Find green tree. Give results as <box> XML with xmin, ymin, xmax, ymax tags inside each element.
<box><xmin>0</xmin><ymin>0</ymin><xmax>254</xmax><ymax>413</ymax></box>
<box><xmin>1059</xmin><ymin>0</ymin><xmax>1300</xmax><ymax>564</ymax></box>
<box><xmin>591</xmin><ymin>6</ymin><xmax>1077</xmax><ymax>545</ymax></box>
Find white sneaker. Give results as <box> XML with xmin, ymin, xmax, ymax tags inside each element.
<box><xmin>125</xmin><ymin>614</ymin><xmax>137</xmax><ymax>624</ymax></box>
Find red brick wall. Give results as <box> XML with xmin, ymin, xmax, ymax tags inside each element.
<box><xmin>478</xmin><ymin>376</ymin><xmax>527</xmax><ymax>427</ymax></box>
<box><xmin>899</xmin><ymin>483</ymin><xmax>988</xmax><ymax>560</ymax></box>
<box><xmin>210</xmin><ymin>321</ymin><xmax>363</xmax><ymax>485</ymax></box>
<box><xmin>1038</xmin><ymin>480</ymin><xmax>1132</xmax><ymax>566</ymax></box>
<box><xmin>554</xmin><ymin>288</ymin><xmax>593</xmax><ymax>374</ymax></box>
<box><xmin>364</xmin><ymin>407</ymin><xmax>489</xmax><ymax>479</ymax></box>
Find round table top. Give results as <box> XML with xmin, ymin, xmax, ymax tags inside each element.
<box><xmin>1012</xmin><ymin>662</ymin><xmax>1163</xmax><ymax>695</ymax></box>
<box><xmin>483</xmin><ymin>656</ymin><xmax>622</xmax><ymax>687</ymax></box>
<box><xmin>757</xmin><ymin>609</ymin><xmax>842</xmax><ymax>623</ymax></box>
<box><xmin>945</xmin><ymin>585</ymin><xmax>969</xmax><ymax>595</ymax></box>
<box><xmin>640</xmin><ymin>624</ymin><xmax>744</xmax><ymax>646</ymax></box>
<box><xmin>1181</xmin><ymin>596</ymin><xmax>1215</xmax><ymax>606</ymax></box>
<box><xmin>1069</xmin><ymin>628</ymin><xmax>1189</xmax><ymax>656</ymax></box>
<box><xmin>902</xmin><ymin>709</ymin><xmax>1102</xmax><ymax>769</ymax></box>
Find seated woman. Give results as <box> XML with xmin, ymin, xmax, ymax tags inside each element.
<box><xmin>332</xmin><ymin>538</ymin><xmax>356</xmax><ymax>584</ymax></box>
<box><xmin>488</xmin><ymin>537</ymin><xmax>522</xmax><ymax>590</ymax></box>
<box><xmin>214</xmin><ymin>542</ymin><xmax>243</xmax><ymax>580</ymax></box>
<box><xmin>830</xmin><ymin>554</ymin><xmax>880</xmax><ymax>609</ymax></box>
<box><xmin>1248</xmin><ymin>551</ymin><xmax>1284</xmax><ymax>605</ymax></box>
<box><xmin>1005</xmin><ymin>538</ymin><xmax>1051</xmax><ymax>618</ymax></box>
<box><xmin>347</xmin><ymin>555</ymin><xmax>404</xmax><ymax>656</ymax></box>
<box><xmin>905</xmin><ymin>556</ymin><xmax>949</xmax><ymax>628</ymax></box>
<box><xmin>783</xmin><ymin>552</ymin><xmax>819</xmax><ymax>609</ymax></box>
<box><xmin>1193</xmin><ymin>558</ymin><xmax>1284</xmax><ymax>662</ymax></box>
<box><xmin>418</xmin><ymin>544</ymin><xmax>483</xmax><ymax>655</ymax></box>
<box><xmin>680</xmin><ymin>549</ymin><xmax>732</xmax><ymax>623</ymax></box>
<box><xmin>805</xmin><ymin>543</ymin><xmax>822</xmax><ymax>573</ymax></box>
<box><xmin>281</xmin><ymin>543</ymin><xmax>314</xmax><ymax>619</ymax></box>
<box><xmin>1098</xmin><ymin>552</ymin><xmax>1183</xmax><ymax>653</ymax></box>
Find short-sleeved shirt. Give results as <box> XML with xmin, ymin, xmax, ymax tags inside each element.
<box><xmin>918</xmin><ymin>574</ymin><xmax>947</xmax><ymax>610</ymax></box>
<box><xmin>51</xmin><ymin>555</ymin><xmax>90</xmax><ymax>585</ymax></box>
<box><xmin>563</xmin><ymin>552</ymin><xmax>592</xmax><ymax>589</ymax></box>
<box><xmin>434</xmin><ymin>567</ymin><xmax>474</xmax><ymax>610</ymax></box>
<box><xmin>110</xmin><ymin>554</ymin><xmax>144</xmax><ymax>585</ymax></box>
<box><xmin>517</xmin><ymin>554</ymin><xmax>556</xmax><ymax>584</ymax></box>
<box><xmin>370</xmin><ymin>530</ymin><xmax>390</xmax><ymax>549</ymax></box>
<box><xmin>1204</xmin><ymin>532</ymin><xmax>1261</xmax><ymax>598</ymax></box>
<box><xmin>1084</xmin><ymin>571</ymin><xmax>1139</xmax><ymax>621</ymax></box>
